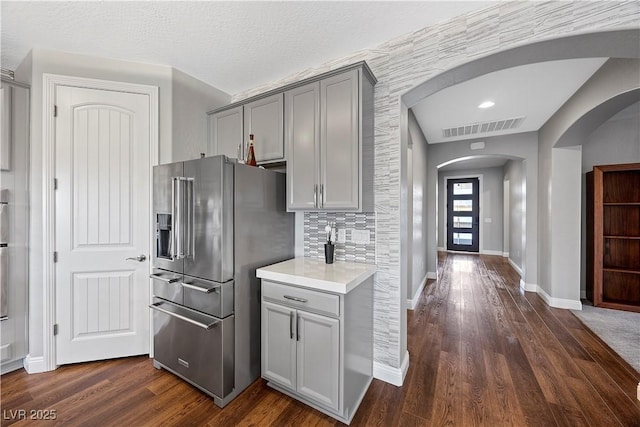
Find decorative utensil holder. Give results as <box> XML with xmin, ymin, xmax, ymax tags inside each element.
<box><xmin>324</xmin><ymin>243</ymin><xmax>335</xmax><ymax>264</ymax></box>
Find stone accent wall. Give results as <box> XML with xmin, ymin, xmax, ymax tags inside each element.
<box><xmin>233</xmin><ymin>1</ymin><xmax>639</xmax><ymax>370</ymax></box>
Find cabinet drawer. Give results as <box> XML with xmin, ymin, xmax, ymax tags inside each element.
<box><xmin>262</xmin><ymin>280</ymin><xmax>339</xmax><ymax>317</ymax></box>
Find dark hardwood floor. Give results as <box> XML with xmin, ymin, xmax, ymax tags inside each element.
<box><xmin>2</xmin><ymin>253</ymin><xmax>639</xmax><ymax>426</ymax></box>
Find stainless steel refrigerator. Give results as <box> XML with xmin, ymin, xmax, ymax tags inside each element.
<box><xmin>150</xmin><ymin>155</ymin><xmax>294</xmax><ymax>407</ymax></box>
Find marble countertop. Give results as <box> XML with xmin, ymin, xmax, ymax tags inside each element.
<box><xmin>256</xmin><ymin>257</ymin><xmax>376</xmax><ymax>294</ymax></box>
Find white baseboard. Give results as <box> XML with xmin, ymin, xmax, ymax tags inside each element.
<box><xmin>427</xmin><ymin>271</ymin><xmax>437</xmax><ymax>280</ymax></box>
<box><xmin>407</xmin><ymin>274</ymin><xmax>428</xmax><ymax>310</ymax></box>
<box><xmin>520</xmin><ymin>279</ymin><xmax>537</xmax><ymax>293</ymax></box>
<box><xmin>1</xmin><ymin>358</ymin><xmax>25</xmax><ymax>375</ymax></box>
<box><xmin>373</xmin><ymin>350</ymin><xmax>409</xmax><ymax>386</ymax></box>
<box><xmin>508</xmin><ymin>258</ymin><xmax>523</xmax><ymax>277</ymax></box>
<box><xmin>502</xmin><ymin>252</ymin><xmax>509</xmax><ymax>258</ymax></box>
<box><xmin>481</xmin><ymin>249</ymin><xmax>503</xmax><ymax>256</ymax></box>
<box><xmin>23</xmin><ymin>354</ymin><xmax>47</xmax><ymax>374</ymax></box>
<box><xmin>437</xmin><ymin>246</ymin><xmax>445</xmax><ymax>252</ymax></box>
<box><xmin>537</xmin><ymin>286</ymin><xmax>582</xmax><ymax>310</ymax></box>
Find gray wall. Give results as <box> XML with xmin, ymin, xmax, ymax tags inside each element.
<box><xmin>0</xmin><ymin>80</ymin><xmax>30</xmax><ymax>372</ymax></box>
<box><xmin>580</xmin><ymin>102</ymin><xmax>640</xmax><ymax>296</ymax></box>
<box><xmin>17</xmin><ymin>48</ymin><xmax>230</xmax><ymax>367</ymax></box>
<box><xmin>437</xmin><ymin>166</ymin><xmax>504</xmax><ymax>254</ymax></box>
<box><xmin>504</xmin><ymin>160</ymin><xmax>524</xmax><ymax>272</ymax></box>
<box><xmin>539</xmin><ymin>58</ymin><xmax>640</xmax><ymax>305</ymax></box>
<box><xmin>426</xmin><ymin>133</ymin><xmax>537</xmax><ymax>281</ymax></box>
<box><xmin>407</xmin><ymin>110</ymin><xmax>429</xmax><ymax>301</ymax></box>
<box><xmin>171</xmin><ymin>68</ymin><xmax>230</xmax><ymax>162</ymax></box>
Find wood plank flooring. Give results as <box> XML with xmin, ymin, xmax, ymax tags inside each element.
<box><xmin>2</xmin><ymin>253</ymin><xmax>639</xmax><ymax>426</ymax></box>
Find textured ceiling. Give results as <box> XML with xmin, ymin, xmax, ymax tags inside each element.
<box><xmin>1</xmin><ymin>1</ymin><xmax>497</xmax><ymax>95</ymax></box>
<box><xmin>412</xmin><ymin>58</ymin><xmax>609</xmax><ymax>144</ymax></box>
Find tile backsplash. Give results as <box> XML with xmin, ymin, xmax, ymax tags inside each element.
<box><xmin>304</xmin><ymin>212</ymin><xmax>376</xmax><ymax>264</ymax></box>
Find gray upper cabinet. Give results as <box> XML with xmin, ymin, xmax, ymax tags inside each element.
<box><xmin>207</xmin><ymin>61</ymin><xmax>375</xmax><ymax>200</ymax></box>
<box><xmin>208</xmin><ymin>106</ymin><xmax>243</xmax><ymax>160</ymax></box>
<box><xmin>243</xmin><ymin>93</ymin><xmax>284</xmax><ymax>164</ymax></box>
<box><xmin>320</xmin><ymin>70</ymin><xmax>359</xmax><ymax>210</ymax></box>
<box><xmin>285</xmin><ymin>82</ymin><xmax>320</xmax><ymax>210</ymax></box>
<box><xmin>285</xmin><ymin>65</ymin><xmax>375</xmax><ymax>212</ymax></box>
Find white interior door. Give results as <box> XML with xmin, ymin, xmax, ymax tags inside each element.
<box><xmin>55</xmin><ymin>85</ymin><xmax>151</xmax><ymax>365</ymax></box>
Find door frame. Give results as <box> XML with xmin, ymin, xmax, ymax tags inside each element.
<box><xmin>40</xmin><ymin>74</ymin><xmax>158</xmax><ymax>372</ymax></box>
<box><xmin>443</xmin><ymin>174</ymin><xmax>483</xmax><ymax>254</ymax></box>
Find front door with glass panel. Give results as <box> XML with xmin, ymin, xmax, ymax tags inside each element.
<box><xmin>447</xmin><ymin>178</ymin><xmax>479</xmax><ymax>252</ymax></box>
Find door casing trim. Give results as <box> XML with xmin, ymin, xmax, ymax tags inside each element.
<box><xmin>40</xmin><ymin>73</ymin><xmax>159</xmax><ymax>372</ymax></box>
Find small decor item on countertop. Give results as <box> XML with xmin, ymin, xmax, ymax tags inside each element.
<box><xmin>246</xmin><ymin>134</ymin><xmax>257</xmax><ymax>166</ymax></box>
<box><xmin>324</xmin><ymin>222</ymin><xmax>336</xmax><ymax>264</ymax></box>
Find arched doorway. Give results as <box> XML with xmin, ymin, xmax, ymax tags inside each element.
<box><xmin>399</xmin><ymin>29</ymin><xmax>640</xmax><ymax>313</ymax></box>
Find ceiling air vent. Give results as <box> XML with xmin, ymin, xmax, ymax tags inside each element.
<box><xmin>442</xmin><ymin>116</ymin><xmax>525</xmax><ymax>139</ymax></box>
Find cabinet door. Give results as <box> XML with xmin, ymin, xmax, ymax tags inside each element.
<box><xmin>320</xmin><ymin>70</ymin><xmax>359</xmax><ymax>210</ymax></box>
<box><xmin>262</xmin><ymin>301</ymin><xmax>297</xmax><ymax>389</ymax></box>
<box><xmin>244</xmin><ymin>93</ymin><xmax>284</xmax><ymax>164</ymax></box>
<box><xmin>285</xmin><ymin>82</ymin><xmax>320</xmax><ymax>210</ymax></box>
<box><xmin>209</xmin><ymin>106</ymin><xmax>243</xmax><ymax>160</ymax></box>
<box><xmin>296</xmin><ymin>310</ymin><xmax>340</xmax><ymax>411</ymax></box>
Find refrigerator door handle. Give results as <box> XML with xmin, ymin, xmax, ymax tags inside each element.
<box><xmin>186</xmin><ymin>178</ymin><xmax>194</xmax><ymax>259</ymax></box>
<box><xmin>171</xmin><ymin>177</ymin><xmax>178</xmax><ymax>260</ymax></box>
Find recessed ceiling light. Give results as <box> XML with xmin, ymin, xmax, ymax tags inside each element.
<box><xmin>478</xmin><ymin>101</ymin><xmax>495</xmax><ymax>109</ymax></box>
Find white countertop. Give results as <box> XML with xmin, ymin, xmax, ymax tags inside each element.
<box><xmin>256</xmin><ymin>258</ymin><xmax>376</xmax><ymax>294</ymax></box>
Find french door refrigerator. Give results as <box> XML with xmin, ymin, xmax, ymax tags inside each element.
<box><xmin>150</xmin><ymin>155</ymin><xmax>294</xmax><ymax>407</ymax></box>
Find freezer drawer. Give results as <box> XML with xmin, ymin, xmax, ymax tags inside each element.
<box><xmin>151</xmin><ymin>299</ymin><xmax>235</xmax><ymax>399</ymax></box>
<box><xmin>183</xmin><ymin>275</ymin><xmax>234</xmax><ymax>318</ymax></box>
<box><xmin>150</xmin><ymin>269</ymin><xmax>183</xmax><ymax>305</ymax></box>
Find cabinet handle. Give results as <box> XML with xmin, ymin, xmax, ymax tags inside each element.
<box><xmin>289</xmin><ymin>311</ymin><xmax>294</xmax><ymax>339</ymax></box>
<box><xmin>284</xmin><ymin>295</ymin><xmax>308</xmax><ymax>303</ymax></box>
<box><xmin>237</xmin><ymin>143</ymin><xmax>242</xmax><ymax>161</ymax></box>
<box><xmin>296</xmin><ymin>314</ymin><xmax>300</xmax><ymax>341</ymax></box>
<box><xmin>313</xmin><ymin>185</ymin><xmax>318</xmax><ymax>208</ymax></box>
<box><xmin>320</xmin><ymin>184</ymin><xmax>324</xmax><ymax>208</ymax></box>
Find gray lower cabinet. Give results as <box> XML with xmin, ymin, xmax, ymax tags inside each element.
<box><xmin>261</xmin><ymin>278</ymin><xmax>372</xmax><ymax>424</ymax></box>
<box><xmin>262</xmin><ymin>300</ymin><xmax>340</xmax><ymax>410</ymax></box>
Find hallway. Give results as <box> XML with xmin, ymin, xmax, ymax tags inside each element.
<box><xmin>1</xmin><ymin>253</ymin><xmax>639</xmax><ymax>426</ymax></box>
<box><xmin>401</xmin><ymin>252</ymin><xmax>640</xmax><ymax>426</ymax></box>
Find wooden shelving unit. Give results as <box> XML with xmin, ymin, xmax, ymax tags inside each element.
<box><xmin>586</xmin><ymin>163</ymin><xmax>640</xmax><ymax>312</ymax></box>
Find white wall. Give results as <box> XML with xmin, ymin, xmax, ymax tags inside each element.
<box><xmin>171</xmin><ymin>68</ymin><xmax>230</xmax><ymax>162</ymax></box>
<box><xmin>17</xmin><ymin>48</ymin><xmax>230</xmax><ymax>370</ymax></box>
<box><xmin>503</xmin><ymin>160</ymin><xmax>524</xmax><ymax>272</ymax></box>
<box><xmin>580</xmin><ymin>102</ymin><xmax>640</xmax><ymax>296</ymax></box>
<box><xmin>437</xmin><ymin>167</ymin><xmax>504</xmax><ymax>254</ymax></box>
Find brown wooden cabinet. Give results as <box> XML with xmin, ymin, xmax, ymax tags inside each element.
<box><xmin>586</xmin><ymin>163</ymin><xmax>640</xmax><ymax>312</ymax></box>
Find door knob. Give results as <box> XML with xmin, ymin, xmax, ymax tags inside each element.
<box><xmin>126</xmin><ymin>254</ymin><xmax>147</xmax><ymax>262</ymax></box>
